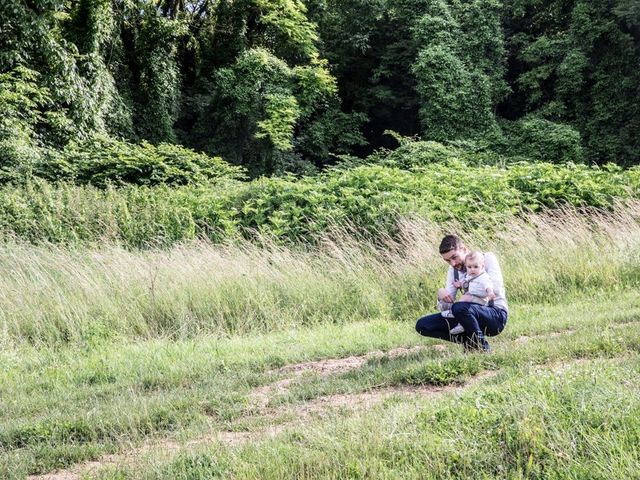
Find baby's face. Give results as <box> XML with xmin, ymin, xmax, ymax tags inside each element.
<box><xmin>465</xmin><ymin>260</ymin><xmax>484</xmax><ymax>276</ymax></box>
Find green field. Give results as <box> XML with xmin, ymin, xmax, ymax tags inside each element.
<box><xmin>4</xmin><ymin>2</ymin><xmax>640</xmax><ymax>477</ymax></box>
<box><xmin>1</xmin><ymin>204</ymin><xmax>639</xmax><ymax>479</ymax></box>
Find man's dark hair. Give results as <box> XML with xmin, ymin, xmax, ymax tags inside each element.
<box><xmin>439</xmin><ymin>235</ymin><xmax>464</xmax><ymax>254</ymax></box>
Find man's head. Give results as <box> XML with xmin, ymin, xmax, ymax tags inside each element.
<box><xmin>464</xmin><ymin>251</ymin><xmax>485</xmax><ymax>276</ymax></box>
<box><xmin>439</xmin><ymin>234</ymin><xmax>469</xmax><ymax>271</ymax></box>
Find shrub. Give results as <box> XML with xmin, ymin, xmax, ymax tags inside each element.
<box><xmin>0</xmin><ymin>161</ymin><xmax>637</xmax><ymax>247</ymax></box>
<box><xmin>498</xmin><ymin>117</ymin><xmax>584</xmax><ymax>163</ymax></box>
<box><xmin>372</xmin><ymin>138</ymin><xmax>507</xmax><ymax>170</ymax></box>
<box><xmin>34</xmin><ymin>135</ymin><xmax>246</xmax><ymax>187</ymax></box>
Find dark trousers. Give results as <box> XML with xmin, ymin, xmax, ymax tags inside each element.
<box><xmin>415</xmin><ymin>302</ymin><xmax>507</xmax><ymax>346</ymax></box>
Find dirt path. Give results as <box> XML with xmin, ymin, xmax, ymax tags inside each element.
<box><xmin>27</xmin><ymin>344</ymin><xmax>472</xmax><ymax>480</ymax></box>
<box><xmin>31</xmin><ymin>377</ymin><xmax>491</xmax><ymax>480</ymax></box>
<box><xmin>250</xmin><ymin>345</ymin><xmax>438</xmax><ymax>408</ymax></box>
<box><xmin>28</xmin><ymin>327</ymin><xmax>590</xmax><ymax>479</ymax></box>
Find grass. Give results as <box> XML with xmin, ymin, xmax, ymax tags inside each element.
<box><xmin>1</xmin><ymin>291</ymin><xmax>639</xmax><ymax>478</ymax></box>
<box><xmin>148</xmin><ymin>357</ymin><xmax>640</xmax><ymax>480</ymax></box>
<box><xmin>1</xmin><ymin>204</ymin><xmax>639</xmax><ymax>478</ymax></box>
<box><xmin>1</xmin><ymin>201</ymin><xmax>639</xmax><ymax>346</ymax></box>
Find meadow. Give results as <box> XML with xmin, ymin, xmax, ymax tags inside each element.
<box><xmin>4</xmin><ymin>1</ymin><xmax>640</xmax><ymax>477</ymax></box>
<box><xmin>1</xmin><ymin>202</ymin><xmax>639</xmax><ymax>479</ymax></box>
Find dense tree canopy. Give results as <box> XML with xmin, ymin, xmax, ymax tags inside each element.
<box><xmin>0</xmin><ymin>0</ymin><xmax>638</xmax><ymax>179</ymax></box>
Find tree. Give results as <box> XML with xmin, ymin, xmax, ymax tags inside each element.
<box><xmin>309</xmin><ymin>0</ymin><xmax>424</xmax><ymax>150</ymax></box>
<box><xmin>412</xmin><ymin>0</ymin><xmax>507</xmax><ymax>142</ymax></box>
<box><xmin>503</xmin><ymin>0</ymin><xmax>640</xmax><ymax>164</ymax></box>
<box><xmin>189</xmin><ymin>0</ymin><xmax>365</xmax><ymax>175</ymax></box>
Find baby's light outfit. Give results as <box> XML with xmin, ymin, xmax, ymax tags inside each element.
<box><xmin>441</xmin><ymin>270</ymin><xmax>494</xmax><ymax>336</ymax></box>
<box><xmin>463</xmin><ymin>271</ymin><xmax>494</xmax><ymax>305</ymax></box>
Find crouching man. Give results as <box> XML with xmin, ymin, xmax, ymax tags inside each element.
<box><xmin>415</xmin><ymin>235</ymin><xmax>508</xmax><ymax>352</ymax></box>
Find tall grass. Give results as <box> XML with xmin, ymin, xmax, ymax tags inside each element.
<box><xmin>1</xmin><ymin>201</ymin><xmax>639</xmax><ymax>346</ymax></box>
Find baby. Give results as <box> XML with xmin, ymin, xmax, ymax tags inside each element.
<box><xmin>442</xmin><ymin>251</ymin><xmax>496</xmax><ymax>335</ymax></box>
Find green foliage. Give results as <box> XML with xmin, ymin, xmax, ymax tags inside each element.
<box><xmin>412</xmin><ymin>0</ymin><xmax>507</xmax><ymax>142</ymax></box>
<box><xmin>375</xmin><ymin>120</ymin><xmax>583</xmax><ymax>168</ymax></box>
<box><xmin>371</xmin><ymin>139</ymin><xmax>506</xmax><ymax>169</ymax></box>
<box><xmin>310</xmin><ymin>0</ymin><xmax>639</xmax><ymax>164</ymax></box>
<box><xmin>504</xmin><ymin>0</ymin><xmax>640</xmax><ymax>165</ymax></box>
<box><xmin>412</xmin><ymin>44</ymin><xmax>495</xmax><ymax>141</ymax></box>
<box><xmin>309</xmin><ymin>0</ymin><xmax>422</xmax><ymax>145</ymax></box>
<box><xmin>256</xmin><ymin>94</ymin><xmax>301</xmax><ymax>152</ymax></box>
<box><xmin>254</xmin><ymin>0</ymin><xmax>320</xmax><ymax>62</ymax></box>
<box><xmin>194</xmin><ymin>48</ymin><xmax>300</xmax><ymax>174</ymax></box>
<box><xmin>34</xmin><ymin>135</ymin><xmax>246</xmax><ymax>188</ymax></box>
<box><xmin>0</xmin><ymin>1</ymin><xmax>76</xmax><ymax>120</ymax></box>
<box><xmin>0</xmin><ymin>158</ymin><xmax>637</xmax><ymax>247</ymax></box>
<box><xmin>1</xmin><ymin>0</ymin><xmax>639</xmax><ymax>178</ymax></box>
<box><xmin>64</xmin><ymin>0</ymin><xmax>133</xmax><ymax>137</ymax></box>
<box><xmin>131</xmin><ymin>8</ymin><xmax>185</xmax><ymax>143</ymax></box>
<box><xmin>0</xmin><ymin>68</ymin><xmax>46</xmax><ymax>181</ymax></box>
<box><xmin>293</xmin><ymin>60</ymin><xmax>338</xmax><ymax>117</ymax></box>
<box><xmin>0</xmin><ymin>67</ymin><xmax>72</xmax><ymax>182</ymax></box>
<box><xmin>296</xmin><ymin>109</ymin><xmax>369</xmax><ymax>167</ymax></box>
<box><xmin>194</xmin><ymin>48</ymin><xmax>363</xmax><ymax>175</ymax></box>
<box><xmin>497</xmin><ymin>117</ymin><xmax>584</xmax><ymax>163</ymax></box>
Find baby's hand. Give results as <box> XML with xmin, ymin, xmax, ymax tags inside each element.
<box><xmin>487</xmin><ymin>291</ymin><xmax>496</xmax><ymax>301</ymax></box>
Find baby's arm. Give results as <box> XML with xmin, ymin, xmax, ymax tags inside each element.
<box><xmin>482</xmin><ymin>275</ymin><xmax>496</xmax><ymax>300</ymax></box>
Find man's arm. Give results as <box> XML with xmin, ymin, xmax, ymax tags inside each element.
<box><xmin>438</xmin><ymin>267</ymin><xmax>458</xmax><ymax>303</ymax></box>
<box><xmin>483</xmin><ymin>253</ymin><xmax>503</xmax><ymax>297</ymax></box>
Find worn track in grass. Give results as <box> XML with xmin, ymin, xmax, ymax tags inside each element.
<box><xmin>28</xmin><ymin>343</ymin><xmax>486</xmax><ymax>480</ymax></box>
<box><xmin>27</xmin><ymin>325</ymin><xmax>597</xmax><ymax>479</ymax></box>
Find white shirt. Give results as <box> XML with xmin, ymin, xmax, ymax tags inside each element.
<box><xmin>444</xmin><ymin>252</ymin><xmax>508</xmax><ymax>312</ymax></box>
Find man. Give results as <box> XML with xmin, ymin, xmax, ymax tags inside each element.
<box><xmin>415</xmin><ymin>235</ymin><xmax>508</xmax><ymax>352</ymax></box>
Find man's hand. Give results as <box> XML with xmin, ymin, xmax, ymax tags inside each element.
<box><xmin>452</xmin><ymin>280</ymin><xmax>464</xmax><ymax>289</ymax></box>
<box><xmin>438</xmin><ymin>288</ymin><xmax>454</xmax><ymax>303</ymax></box>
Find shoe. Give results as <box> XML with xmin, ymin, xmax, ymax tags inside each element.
<box><xmin>441</xmin><ymin>309</ymin><xmax>455</xmax><ymax>319</ymax></box>
<box><xmin>449</xmin><ymin>324</ymin><xmax>465</xmax><ymax>335</ymax></box>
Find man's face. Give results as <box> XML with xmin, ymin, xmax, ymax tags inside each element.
<box><xmin>441</xmin><ymin>247</ymin><xmax>468</xmax><ymax>271</ymax></box>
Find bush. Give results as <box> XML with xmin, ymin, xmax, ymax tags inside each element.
<box><xmin>498</xmin><ymin>117</ymin><xmax>584</xmax><ymax>163</ymax></box>
<box><xmin>370</xmin><ymin>138</ymin><xmax>507</xmax><ymax>170</ymax></box>
<box><xmin>0</xmin><ymin>161</ymin><xmax>637</xmax><ymax>247</ymax></box>
<box><xmin>377</xmin><ymin>141</ymin><xmax>463</xmax><ymax>168</ymax></box>
<box><xmin>34</xmin><ymin>135</ymin><xmax>246</xmax><ymax>187</ymax></box>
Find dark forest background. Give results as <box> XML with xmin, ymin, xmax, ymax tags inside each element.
<box><xmin>2</xmin><ymin>0</ymin><xmax>639</xmax><ymax>180</ymax></box>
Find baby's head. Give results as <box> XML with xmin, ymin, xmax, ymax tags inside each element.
<box><xmin>465</xmin><ymin>251</ymin><xmax>485</xmax><ymax>276</ymax></box>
